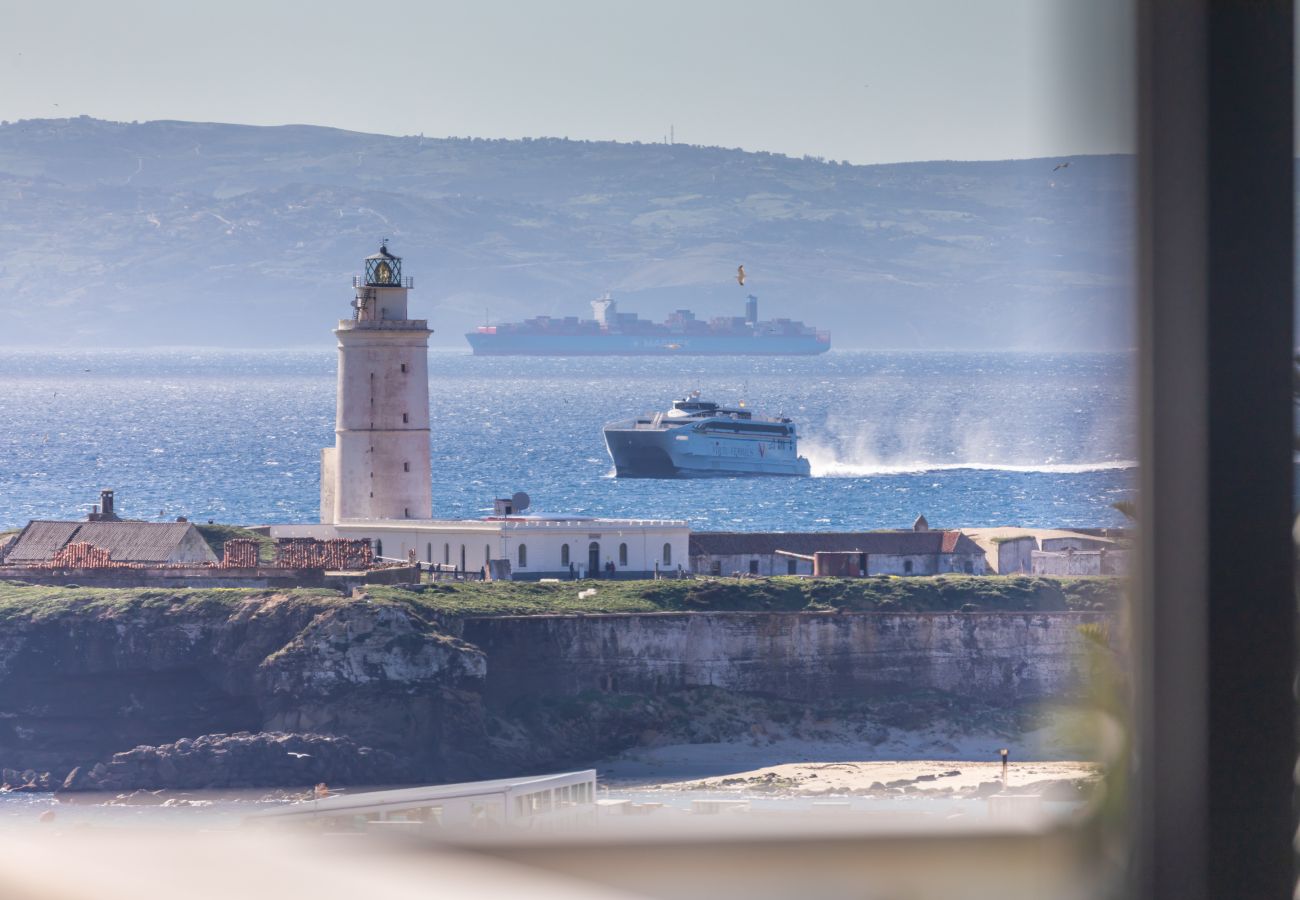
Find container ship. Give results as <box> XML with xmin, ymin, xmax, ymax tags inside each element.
<box><xmin>465</xmin><ymin>295</ymin><xmax>830</xmax><ymax>356</ymax></box>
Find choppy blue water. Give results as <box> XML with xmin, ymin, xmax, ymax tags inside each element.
<box><xmin>0</xmin><ymin>349</ymin><xmax>1135</xmax><ymax>532</ymax></box>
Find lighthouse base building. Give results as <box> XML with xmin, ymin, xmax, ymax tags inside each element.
<box><xmin>273</xmin><ymin>245</ymin><xmax>688</xmax><ymax>579</ymax></box>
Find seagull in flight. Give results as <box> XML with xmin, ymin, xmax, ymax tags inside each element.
<box><xmin>287</xmin><ymin>751</ymin><xmax>311</xmax><ymax>759</ymax></box>
<box><xmin>1052</xmin><ymin>161</ymin><xmax>1070</xmax><ymax>172</ymax></box>
<box><xmin>736</xmin><ymin>265</ymin><xmax>746</xmax><ymax>286</ymax></box>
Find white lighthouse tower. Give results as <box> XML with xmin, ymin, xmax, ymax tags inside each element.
<box><xmin>319</xmin><ymin>244</ymin><xmax>432</xmax><ymax>524</ymax></box>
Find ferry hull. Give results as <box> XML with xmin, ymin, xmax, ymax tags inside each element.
<box><xmin>466</xmin><ymin>333</ymin><xmax>830</xmax><ymax>356</ymax></box>
<box><xmin>603</xmin><ymin>427</ymin><xmax>811</xmax><ymax>478</ymax></box>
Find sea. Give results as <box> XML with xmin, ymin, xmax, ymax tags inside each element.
<box><xmin>0</xmin><ymin>349</ymin><xmax>1136</xmax><ymax>533</ymax></box>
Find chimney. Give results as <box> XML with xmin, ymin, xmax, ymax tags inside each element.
<box><xmin>100</xmin><ymin>489</ymin><xmax>116</xmax><ymax>521</ymax></box>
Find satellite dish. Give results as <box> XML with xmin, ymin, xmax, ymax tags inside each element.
<box><xmin>511</xmin><ymin>491</ymin><xmax>531</xmax><ymax>513</ymax></box>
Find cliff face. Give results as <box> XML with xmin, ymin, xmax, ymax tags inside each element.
<box><xmin>460</xmin><ymin>611</ymin><xmax>1108</xmax><ymax>704</ymax></box>
<box><xmin>0</xmin><ymin>594</ymin><xmax>487</xmax><ymax>781</ymax></box>
<box><xmin>0</xmin><ymin>591</ymin><xmax>1115</xmax><ymax>788</ymax></box>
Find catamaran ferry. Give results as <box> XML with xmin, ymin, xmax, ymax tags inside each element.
<box><xmin>602</xmin><ymin>394</ymin><xmax>812</xmax><ymax>478</ymax></box>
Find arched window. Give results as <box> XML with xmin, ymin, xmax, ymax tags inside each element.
<box><xmin>663</xmin><ymin>543</ymin><xmax>672</xmax><ymax>566</ymax></box>
<box><xmin>904</xmin><ymin>559</ymin><xmax>914</xmax><ymax>574</ymax></box>
<box><xmin>619</xmin><ymin>543</ymin><xmax>628</xmax><ymax>566</ymax></box>
<box><xmin>443</xmin><ymin>543</ymin><xmax>450</xmax><ymax>565</ymax></box>
<box><xmin>518</xmin><ymin>544</ymin><xmax>527</xmax><ymax>568</ymax></box>
<box><xmin>588</xmin><ymin>541</ymin><xmax>600</xmax><ymax>573</ymax></box>
<box><xmin>561</xmin><ymin>543</ymin><xmax>570</xmax><ymax>566</ymax></box>
<box><xmin>375</xmin><ymin>539</ymin><xmax>383</xmax><ymax>558</ymax></box>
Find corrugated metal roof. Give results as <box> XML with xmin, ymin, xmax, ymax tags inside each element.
<box><xmin>6</xmin><ymin>521</ymin><xmax>82</xmax><ymax>563</ymax></box>
<box><xmin>5</xmin><ymin>520</ymin><xmax>210</xmax><ymax>564</ymax></box>
<box><xmin>74</xmin><ymin>522</ymin><xmax>201</xmax><ymax>562</ymax></box>
<box><xmin>689</xmin><ymin>531</ymin><xmax>984</xmax><ymax>558</ymax></box>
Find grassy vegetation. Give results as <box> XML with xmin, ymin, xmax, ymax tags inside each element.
<box><xmin>369</xmin><ymin>575</ymin><xmax>1122</xmax><ymax>618</ymax></box>
<box><xmin>193</xmin><ymin>523</ymin><xmax>276</xmax><ymax>563</ymax></box>
<box><xmin>0</xmin><ymin>580</ymin><xmax>338</xmax><ymax>623</ymax></box>
<box><xmin>0</xmin><ymin>574</ymin><xmax>1121</xmax><ymax>622</ymax></box>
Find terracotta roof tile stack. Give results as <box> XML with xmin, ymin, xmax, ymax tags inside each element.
<box><xmin>272</xmin><ymin>538</ymin><xmax>375</xmax><ymax>570</ymax></box>
<box><xmin>47</xmin><ymin>542</ymin><xmax>114</xmax><ymax>568</ymax></box>
<box><xmin>221</xmin><ymin>539</ymin><xmax>260</xmax><ymax>568</ymax></box>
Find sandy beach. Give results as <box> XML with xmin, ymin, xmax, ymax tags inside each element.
<box><xmin>636</xmin><ymin>759</ymin><xmax>1100</xmax><ymax>799</ymax></box>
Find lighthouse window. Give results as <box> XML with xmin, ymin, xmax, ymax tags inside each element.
<box><xmin>663</xmin><ymin>543</ymin><xmax>672</xmax><ymax>566</ymax></box>
<box><xmin>619</xmin><ymin>543</ymin><xmax>628</xmax><ymax>566</ymax></box>
<box><xmin>560</xmin><ymin>543</ymin><xmax>570</xmax><ymax>566</ymax></box>
<box><xmin>518</xmin><ymin>544</ymin><xmax>527</xmax><ymax>568</ymax></box>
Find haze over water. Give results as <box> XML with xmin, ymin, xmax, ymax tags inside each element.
<box><xmin>0</xmin><ymin>349</ymin><xmax>1135</xmax><ymax>532</ymax></box>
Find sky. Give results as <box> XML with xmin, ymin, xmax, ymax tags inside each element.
<box><xmin>0</xmin><ymin>0</ymin><xmax>1135</xmax><ymax>165</ymax></box>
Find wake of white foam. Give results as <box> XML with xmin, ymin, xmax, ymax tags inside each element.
<box><xmin>807</xmin><ymin>457</ymin><xmax>1138</xmax><ymax>477</ymax></box>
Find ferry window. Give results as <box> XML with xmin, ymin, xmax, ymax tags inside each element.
<box><xmin>662</xmin><ymin>543</ymin><xmax>671</xmax><ymax>565</ymax></box>
<box><xmin>560</xmin><ymin>543</ymin><xmax>569</xmax><ymax>567</ymax></box>
<box><xmin>619</xmin><ymin>543</ymin><xmax>628</xmax><ymax>566</ymax></box>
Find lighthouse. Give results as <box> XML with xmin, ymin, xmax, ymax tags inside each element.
<box><xmin>319</xmin><ymin>244</ymin><xmax>432</xmax><ymax>523</ymax></box>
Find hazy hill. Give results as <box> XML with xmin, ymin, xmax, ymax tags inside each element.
<box><xmin>0</xmin><ymin>117</ymin><xmax>1135</xmax><ymax>349</ymax></box>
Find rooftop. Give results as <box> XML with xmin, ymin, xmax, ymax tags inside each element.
<box><xmin>689</xmin><ymin>530</ymin><xmax>984</xmax><ymax>557</ymax></box>
<box><xmin>5</xmin><ymin>520</ymin><xmax>216</xmax><ymax>564</ymax></box>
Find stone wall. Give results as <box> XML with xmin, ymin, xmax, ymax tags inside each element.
<box><xmin>460</xmin><ymin>611</ymin><xmax>1112</xmax><ymax>705</ymax></box>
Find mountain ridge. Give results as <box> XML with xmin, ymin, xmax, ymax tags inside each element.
<box><xmin>0</xmin><ymin>117</ymin><xmax>1135</xmax><ymax>349</ymax></box>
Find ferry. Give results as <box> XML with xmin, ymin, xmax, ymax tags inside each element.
<box><xmin>602</xmin><ymin>394</ymin><xmax>812</xmax><ymax>477</ymax></box>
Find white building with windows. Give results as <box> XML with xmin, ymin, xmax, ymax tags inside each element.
<box><xmin>274</xmin><ymin>246</ymin><xmax>689</xmax><ymax>579</ymax></box>
<box><xmin>276</xmin><ymin>513</ymin><xmax>687</xmax><ymax>580</ymax></box>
